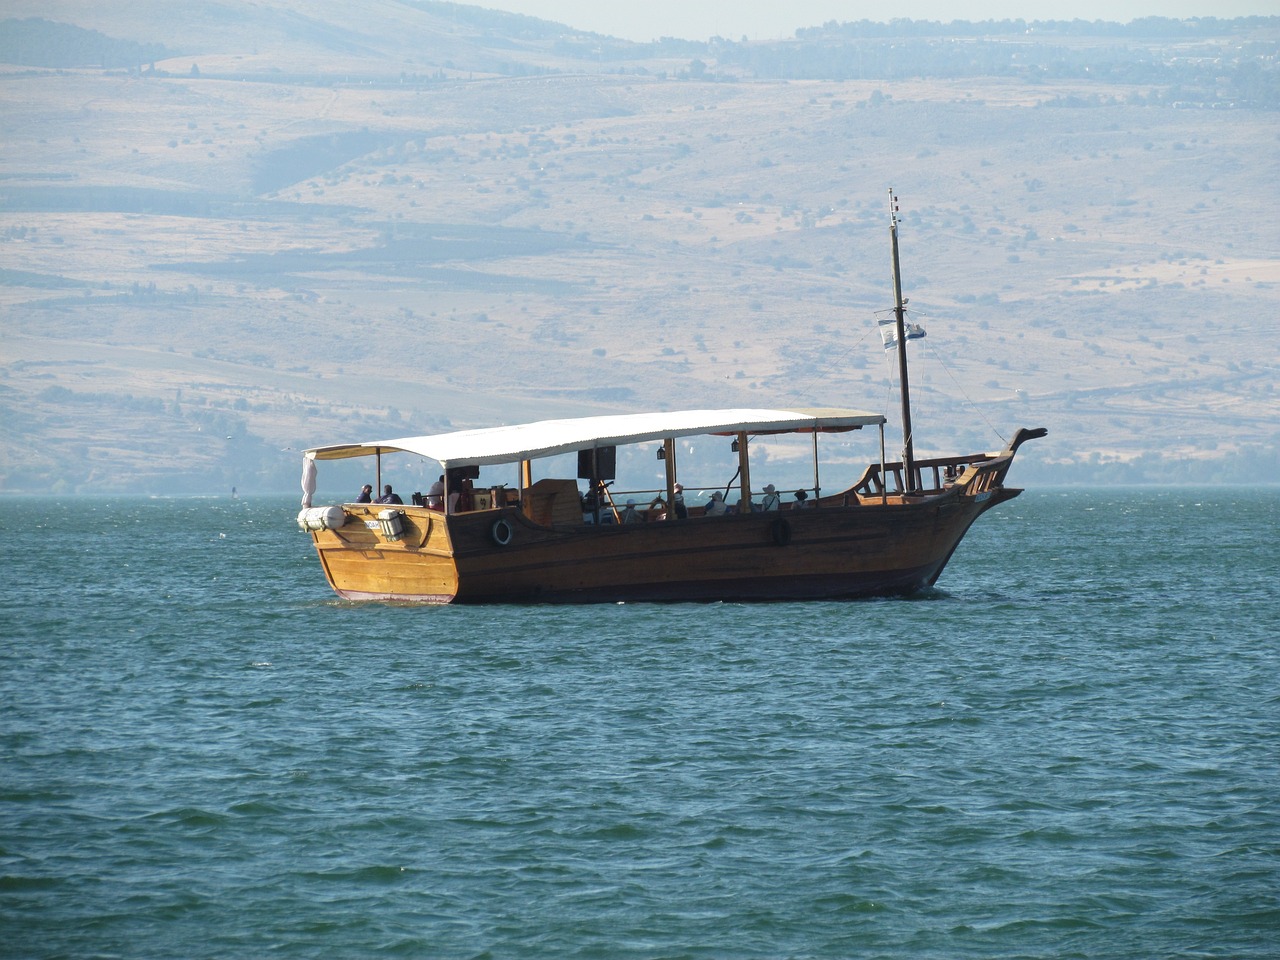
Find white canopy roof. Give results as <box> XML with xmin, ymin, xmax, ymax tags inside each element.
<box><xmin>304</xmin><ymin>407</ymin><xmax>884</xmax><ymax>470</ymax></box>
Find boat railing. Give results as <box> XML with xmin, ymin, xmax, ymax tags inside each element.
<box><xmin>851</xmin><ymin>453</ymin><xmax>995</xmax><ymax>499</ymax></box>
<box><xmin>385</xmin><ymin>426</ymin><xmax>1046</xmax><ymax>525</ymax></box>
<box><xmin>851</xmin><ymin>427</ymin><xmax>1046</xmax><ymax>499</ymax></box>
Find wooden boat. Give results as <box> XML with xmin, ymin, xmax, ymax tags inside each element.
<box><xmin>297</xmin><ymin>194</ymin><xmax>1045</xmax><ymax>603</ymax></box>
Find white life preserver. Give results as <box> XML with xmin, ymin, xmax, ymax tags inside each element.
<box><xmin>490</xmin><ymin>518</ymin><xmax>514</xmax><ymax>546</ymax></box>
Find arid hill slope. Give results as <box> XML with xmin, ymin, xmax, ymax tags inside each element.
<box><xmin>2</xmin><ymin>2</ymin><xmax>1277</xmax><ymax>493</ymax></box>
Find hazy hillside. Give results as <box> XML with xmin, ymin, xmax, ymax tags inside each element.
<box><xmin>2</xmin><ymin>1</ymin><xmax>1278</xmax><ymax>494</ymax></box>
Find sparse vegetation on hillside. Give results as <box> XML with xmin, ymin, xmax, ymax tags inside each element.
<box><xmin>1</xmin><ymin>3</ymin><xmax>1277</xmax><ymax>493</ymax></box>
<box><xmin>0</xmin><ymin>17</ymin><xmax>173</xmax><ymax>69</ymax></box>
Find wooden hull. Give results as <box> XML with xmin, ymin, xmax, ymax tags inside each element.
<box><xmin>306</xmin><ymin>485</ymin><xmax>1018</xmax><ymax>604</ymax></box>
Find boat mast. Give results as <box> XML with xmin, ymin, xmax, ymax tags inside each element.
<box><xmin>888</xmin><ymin>189</ymin><xmax>917</xmax><ymax>493</ymax></box>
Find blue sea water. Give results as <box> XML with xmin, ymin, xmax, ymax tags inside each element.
<box><xmin>1</xmin><ymin>488</ymin><xmax>1277</xmax><ymax>959</ymax></box>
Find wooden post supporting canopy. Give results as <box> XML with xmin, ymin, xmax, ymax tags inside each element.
<box><xmin>811</xmin><ymin>431</ymin><xmax>821</xmax><ymax>503</ymax></box>
<box><xmin>663</xmin><ymin>438</ymin><xmax>677</xmax><ymax>515</ymax></box>
<box><xmin>736</xmin><ymin>431</ymin><xmax>751</xmax><ymax>512</ymax></box>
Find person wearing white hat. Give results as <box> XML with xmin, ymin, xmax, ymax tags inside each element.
<box><xmin>760</xmin><ymin>484</ymin><xmax>781</xmax><ymax>511</ymax></box>
<box><xmin>672</xmin><ymin>483</ymin><xmax>688</xmax><ymax>520</ymax></box>
<box><xmin>704</xmin><ymin>490</ymin><xmax>729</xmax><ymax>517</ymax></box>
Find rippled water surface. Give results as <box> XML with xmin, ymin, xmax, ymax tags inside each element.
<box><xmin>2</xmin><ymin>489</ymin><xmax>1277</xmax><ymax>958</ymax></box>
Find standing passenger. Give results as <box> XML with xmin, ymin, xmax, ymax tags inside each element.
<box><xmin>456</xmin><ymin>477</ymin><xmax>474</xmax><ymax>513</ymax></box>
<box><xmin>672</xmin><ymin>483</ymin><xmax>688</xmax><ymax>520</ymax></box>
<box><xmin>425</xmin><ymin>475</ymin><xmax>444</xmax><ymax>510</ymax></box>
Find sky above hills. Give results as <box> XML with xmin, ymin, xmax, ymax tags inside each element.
<box><xmin>486</xmin><ymin>1</ymin><xmax>1273</xmax><ymax>42</ymax></box>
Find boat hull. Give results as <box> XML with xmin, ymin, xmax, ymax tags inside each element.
<box><xmin>306</xmin><ymin>486</ymin><xmax>1018</xmax><ymax>604</ymax></box>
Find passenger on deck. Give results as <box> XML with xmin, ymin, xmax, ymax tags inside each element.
<box><xmin>620</xmin><ymin>499</ymin><xmax>642</xmax><ymax>523</ymax></box>
<box><xmin>375</xmin><ymin>484</ymin><xmax>403</xmax><ymax>505</ymax></box>
<box><xmin>704</xmin><ymin>491</ymin><xmax>729</xmax><ymax>517</ymax></box>
<box><xmin>672</xmin><ymin>483</ymin><xmax>688</xmax><ymax>520</ymax></box>
<box><xmin>449</xmin><ymin>477</ymin><xmax>474</xmax><ymax>513</ymax></box>
<box><xmin>793</xmin><ymin>489</ymin><xmax>811</xmax><ymax>508</ymax></box>
<box><xmin>425</xmin><ymin>475</ymin><xmax>444</xmax><ymax>510</ymax></box>
<box><xmin>760</xmin><ymin>484</ymin><xmax>781</xmax><ymax>511</ymax></box>
<box><xmin>355</xmin><ymin>484</ymin><xmax>373</xmax><ymax>503</ymax></box>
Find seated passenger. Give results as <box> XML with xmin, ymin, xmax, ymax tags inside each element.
<box><xmin>760</xmin><ymin>484</ymin><xmax>781</xmax><ymax>511</ymax></box>
<box><xmin>355</xmin><ymin>483</ymin><xmax>373</xmax><ymax>503</ymax></box>
<box><xmin>704</xmin><ymin>491</ymin><xmax>729</xmax><ymax>517</ymax></box>
<box><xmin>374</xmin><ymin>484</ymin><xmax>403</xmax><ymax>505</ymax></box>
<box><xmin>793</xmin><ymin>489</ymin><xmax>811</xmax><ymax>509</ymax></box>
<box><xmin>620</xmin><ymin>499</ymin><xmax>642</xmax><ymax>523</ymax></box>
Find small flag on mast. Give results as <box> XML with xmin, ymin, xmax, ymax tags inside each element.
<box><xmin>878</xmin><ymin>317</ymin><xmax>926</xmax><ymax>350</ymax></box>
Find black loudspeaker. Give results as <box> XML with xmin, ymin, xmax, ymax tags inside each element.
<box><xmin>577</xmin><ymin>446</ymin><xmax>616</xmax><ymax>481</ymax></box>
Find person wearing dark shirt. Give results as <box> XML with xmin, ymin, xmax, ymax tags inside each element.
<box><xmin>374</xmin><ymin>484</ymin><xmax>403</xmax><ymax>505</ymax></box>
<box><xmin>355</xmin><ymin>484</ymin><xmax>373</xmax><ymax>503</ymax></box>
